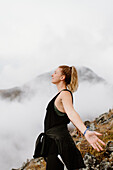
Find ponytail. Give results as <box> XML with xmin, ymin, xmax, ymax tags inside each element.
<box><xmin>67</xmin><ymin>66</ymin><xmax>78</xmax><ymax>93</ymax></box>
<box><xmin>59</xmin><ymin>65</ymin><xmax>79</xmax><ymax>93</ymax></box>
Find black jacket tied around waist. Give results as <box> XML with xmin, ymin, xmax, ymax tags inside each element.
<box><xmin>33</xmin><ymin>124</ymin><xmax>69</xmax><ymax>158</ymax></box>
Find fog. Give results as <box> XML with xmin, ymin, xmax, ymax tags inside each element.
<box><xmin>0</xmin><ymin>77</ymin><xmax>113</xmax><ymax>170</ymax></box>
<box><xmin>0</xmin><ymin>0</ymin><xmax>113</xmax><ymax>88</ymax></box>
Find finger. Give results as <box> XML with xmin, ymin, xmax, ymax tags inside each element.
<box><xmin>91</xmin><ymin>143</ymin><xmax>96</xmax><ymax>150</ymax></box>
<box><xmin>91</xmin><ymin>143</ymin><xmax>99</xmax><ymax>152</ymax></box>
<box><xmin>94</xmin><ymin>143</ymin><xmax>100</xmax><ymax>152</ymax></box>
<box><xmin>96</xmin><ymin>142</ymin><xmax>103</xmax><ymax>151</ymax></box>
<box><xmin>94</xmin><ymin>131</ymin><xmax>102</xmax><ymax>136</ymax></box>
<box><xmin>98</xmin><ymin>138</ymin><xmax>106</xmax><ymax>146</ymax></box>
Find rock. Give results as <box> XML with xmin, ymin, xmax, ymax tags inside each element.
<box><xmin>95</xmin><ymin>110</ymin><xmax>113</xmax><ymax>125</ymax></box>
<box><xmin>108</xmin><ymin>120</ymin><xmax>113</xmax><ymax>129</ymax></box>
<box><xmin>95</xmin><ymin>112</ymin><xmax>108</xmax><ymax>124</ymax></box>
<box><xmin>106</xmin><ymin>141</ymin><xmax>113</xmax><ymax>152</ymax></box>
<box><xmin>80</xmin><ymin>140</ymin><xmax>90</xmax><ymax>153</ymax></box>
<box><xmin>12</xmin><ymin>158</ymin><xmax>46</xmax><ymax>170</ymax></box>
<box><xmin>83</xmin><ymin>152</ymin><xmax>98</xmax><ymax>169</ymax></box>
<box><xmin>89</xmin><ymin>122</ymin><xmax>96</xmax><ymax>131</ymax></box>
<box><xmin>99</xmin><ymin>159</ymin><xmax>112</xmax><ymax>170</ymax></box>
<box><xmin>84</xmin><ymin>120</ymin><xmax>91</xmax><ymax>127</ymax></box>
<box><xmin>109</xmin><ymin>152</ymin><xmax>113</xmax><ymax>162</ymax></box>
<box><xmin>84</xmin><ymin>121</ymin><xmax>96</xmax><ymax>131</ymax></box>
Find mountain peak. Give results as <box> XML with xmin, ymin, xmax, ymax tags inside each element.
<box><xmin>0</xmin><ymin>66</ymin><xmax>107</xmax><ymax>101</ymax></box>
<box><xmin>77</xmin><ymin>66</ymin><xmax>105</xmax><ymax>83</ymax></box>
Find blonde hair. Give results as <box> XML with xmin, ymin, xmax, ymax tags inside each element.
<box><xmin>59</xmin><ymin>65</ymin><xmax>78</xmax><ymax>93</ymax></box>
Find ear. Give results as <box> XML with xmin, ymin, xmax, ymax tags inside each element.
<box><xmin>60</xmin><ymin>75</ymin><xmax>65</xmax><ymax>81</ymax></box>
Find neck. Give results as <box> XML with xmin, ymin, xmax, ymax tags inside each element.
<box><xmin>56</xmin><ymin>83</ymin><xmax>67</xmax><ymax>92</ymax></box>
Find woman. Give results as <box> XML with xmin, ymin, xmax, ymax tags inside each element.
<box><xmin>33</xmin><ymin>65</ymin><xmax>106</xmax><ymax>170</ymax></box>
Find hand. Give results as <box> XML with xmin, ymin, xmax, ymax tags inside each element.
<box><xmin>84</xmin><ymin>130</ymin><xmax>106</xmax><ymax>152</ymax></box>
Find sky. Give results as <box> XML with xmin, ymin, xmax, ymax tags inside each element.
<box><xmin>0</xmin><ymin>0</ymin><xmax>113</xmax><ymax>88</ymax></box>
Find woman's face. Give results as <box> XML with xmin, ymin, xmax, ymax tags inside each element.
<box><xmin>51</xmin><ymin>67</ymin><xmax>64</xmax><ymax>84</ymax></box>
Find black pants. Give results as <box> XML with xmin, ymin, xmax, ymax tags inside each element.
<box><xmin>46</xmin><ymin>154</ymin><xmax>64</xmax><ymax>170</ymax></box>
<box><xmin>46</xmin><ymin>153</ymin><xmax>79</xmax><ymax>170</ymax></box>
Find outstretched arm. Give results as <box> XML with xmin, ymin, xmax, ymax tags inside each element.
<box><xmin>61</xmin><ymin>91</ymin><xmax>106</xmax><ymax>152</ymax></box>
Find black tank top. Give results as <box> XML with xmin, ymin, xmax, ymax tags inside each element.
<box><xmin>44</xmin><ymin>89</ymin><xmax>73</xmax><ymax>132</ymax></box>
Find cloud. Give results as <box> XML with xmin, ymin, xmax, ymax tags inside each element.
<box><xmin>74</xmin><ymin>82</ymin><xmax>113</xmax><ymax>121</ymax></box>
<box><xmin>0</xmin><ymin>0</ymin><xmax>113</xmax><ymax>84</ymax></box>
<box><xmin>0</xmin><ymin>0</ymin><xmax>113</xmax><ymax>86</ymax></box>
<box><xmin>0</xmin><ymin>93</ymin><xmax>48</xmax><ymax>169</ymax></box>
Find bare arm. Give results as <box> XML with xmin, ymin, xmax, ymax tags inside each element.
<box><xmin>61</xmin><ymin>91</ymin><xmax>106</xmax><ymax>151</ymax></box>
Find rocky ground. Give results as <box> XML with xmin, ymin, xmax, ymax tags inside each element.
<box><xmin>12</xmin><ymin>109</ymin><xmax>113</xmax><ymax>170</ymax></box>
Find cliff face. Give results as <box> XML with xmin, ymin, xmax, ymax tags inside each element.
<box><xmin>12</xmin><ymin>109</ymin><xmax>113</xmax><ymax>170</ymax></box>
<box><xmin>73</xmin><ymin>109</ymin><xmax>113</xmax><ymax>170</ymax></box>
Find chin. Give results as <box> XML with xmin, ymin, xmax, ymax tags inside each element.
<box><xmin>51</xmin><ymin>80</ymin><xmax>56</xmax><ymax>84</ymax></box>
<box><xmin>52</xmin><ymin>81</ymin><xmax>55</xmax><ymax>84</ymax></box>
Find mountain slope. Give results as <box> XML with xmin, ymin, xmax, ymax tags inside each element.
<box><xmin>0</xmin><ymin>66</ymin><xmax>107</xmax><ymax>101</ymax></box>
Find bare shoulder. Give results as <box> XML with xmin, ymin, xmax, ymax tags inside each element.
<box><xmin>60</xmin><ymin>91</ymin><xmax>74</xmax><ymax>113</ymax></box>
<box><xmin>60</xmin><ymin>90</ymin><xmax>72</xmax><ymax>101</ymax></box>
